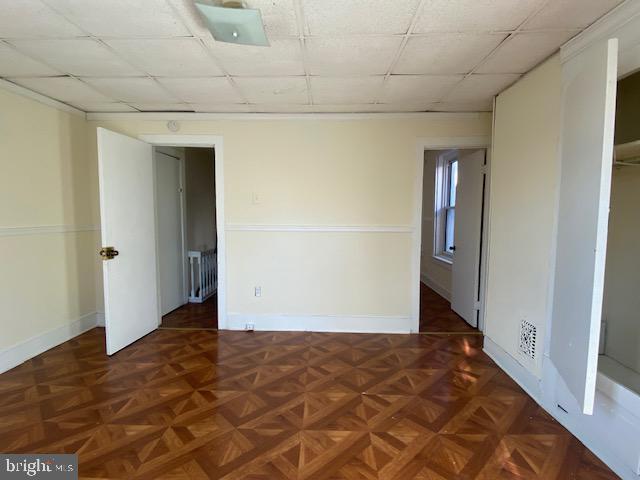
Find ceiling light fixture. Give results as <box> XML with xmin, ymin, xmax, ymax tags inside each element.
<box><xmin>195</xmin><ymin>0</ymin><xmax>269</xmax><ymax>47</ymax></box>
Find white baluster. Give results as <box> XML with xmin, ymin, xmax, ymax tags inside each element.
<box><xmin>189</xmin><ymin>255</ymin><xmax>195</xmax><ymax>301</ymax></box>
<box><xmin>201</xmin><ymin>254</ymin><xmax>207</xmax><ymax>300</ymax></box>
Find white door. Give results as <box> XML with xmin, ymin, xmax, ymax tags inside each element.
<box><xmin>550</xmin><ymin>39</ymin><xmax>618</xmax><ymax>415</ymax></box>
<box><xmin>451</xmin><ymin>149</ymin><xmax>485</xmax><ymax>327</ymax></box>
<box><xmin>155</xmin><ymin>148</ymin><xmax>185</xmax><ymax>315</ymax></box>
<box><xmin>97</xmin><ymin>128</ymin><xmax>159</xmax><ymax>355</ymax></box>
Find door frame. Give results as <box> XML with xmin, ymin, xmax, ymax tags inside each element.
<box><xmin>154</xmin><ymin>146</ymin><xmax>188</xmax><ymax>316</ymax></box>
<box><xmin>140</xmin><ymin>134</ymin><xmax>227</xmax><ymax>329</ymax></box>
<box><xmin>413</xmin><ymin>136</ymin><xmax>492</xmax><ymax>333</ymax></box>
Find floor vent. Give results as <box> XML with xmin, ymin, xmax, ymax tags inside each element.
<box><xmin>519</xmin><ymin>319</ymin><xmax>537</xmax><ymax>360</ymax></box>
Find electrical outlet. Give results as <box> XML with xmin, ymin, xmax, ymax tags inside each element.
<box><xmin>254</xmin><ymin>286</ymin><xmax>262</xmax><ymax>297</ymax></box>
<box><xmin>251</xmin><ymin>192</ymin><xmax>261</xmax><ymax>205</ymax></box>
<box><xmin>245</xmin><ymin>323</ymin><xmax>255</xmax><ymax>331</ymax></box>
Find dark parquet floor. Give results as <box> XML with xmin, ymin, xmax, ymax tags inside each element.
<box><xmin>162</xmin><ymin>295</ymin><xmax>218</xmax><ymax>330</ymax></box>
<box><xmin>0</xmin><ymin>328</ymin><xmax>619</xmax><ymax>479</ymax></box>
<box><xmin>420</xmin><ymin>283</ymin><xmax>478</xmax><ymax>333</ymax></box>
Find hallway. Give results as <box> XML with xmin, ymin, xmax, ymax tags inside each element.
<box><xmin>160</xmin><ymin>295</ymin><xmax>218</xmax><ymax>330</ymax></box>
<box><xmin>420</xmin><ymin>283</ymin><xmax>478</xmax><ymax>333</ymax></box>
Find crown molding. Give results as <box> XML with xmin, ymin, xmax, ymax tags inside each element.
<box><xmin>561</xmin><ymin>0</ymin><xmax>640</xmax><ymax>65</ymax></box>
<box><xmin>86</xmin><ymin>111</ymin><xmax>485</xmax><ymax>122</ymax></box>
<box><xmin>0</xmin><ymin>79</ymin><xmax>86</xmax><ymax>118</ymax></box>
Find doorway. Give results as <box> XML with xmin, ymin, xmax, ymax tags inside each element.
<box><xmin>416</xmin><ymin>145</ymin><xmax>488</xmax><ymax>334</ymax></box>
<box><xmin>98</xmin><ymin>130</ymin><xmax>225</xmax><ymax>355</ymax></box>
<box><xmin>155</xmin><ymin>146</ymin><xmax>218</xmax><ymax>330</ymax></box>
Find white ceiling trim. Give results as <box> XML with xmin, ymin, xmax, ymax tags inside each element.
<box><xmin>561</xmin><ymin>0</ymin><xmax>640</xmax><ymax>64</ymax></box>
<box><xmin>0</xmin><ymin>78</ymin><xmax>85</xmax><ymax>117</ymax></box>
<box><xmin>86</xmin><ymin>111</ymin><xmax>484</xmax><ymax>121</ymax></box>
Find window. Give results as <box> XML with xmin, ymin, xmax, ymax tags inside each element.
<box><xmin>434</xmin><ymin>150</ymin><xmax>458</xmax><ymax>262</ymax></box>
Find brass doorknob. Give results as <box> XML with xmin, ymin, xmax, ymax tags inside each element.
<box><xmin>99</xmin><ymin>246</ymin><xmax>119</xmax><ymax>260</ymax></box>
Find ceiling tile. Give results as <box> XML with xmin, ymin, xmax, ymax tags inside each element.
<box><xmin>190</xmin><ymin>103</ymin><xmax>252</xmax><ymax>113</ymax></box>
<box><xmin>0</xmin><ymin>43</ymin><xmax>60</xmax><ymax>77</ymax></box>
<box><xmin>414</xmin><ymin>0</ymin><xmax>544</xmax><ymax>33</ymax></box>
<box><xmin>105</xmin><ymin>39</ymin><xmax>223</xmax><ymax>77</ymax></box>
<box><xmin>82</xmin><ymin>77</ymin><xmax>180</xmax><ymax>103</ymax></box>
<box><xmin>523</xmin><ymin>0</ymin><xmax>624</xmax><ymax>30</ymax></box>
<box><xmin>444</xmin><ymin>73</ymin><xmax>520</xmax><ymax>104</ymax></box>
<box><xmin>311</xmin><ymin>76</ymin><xmax>384</xmax><ymax>104</ymax></box>
<box><xmin>476</xmin><ymin>31</ymin><xmax>576</xmax><ymax>74</ymax></box>
<box><xmin>10</xmin><ymin>77</ymin><xmax>114</xmax><ymax>103</ymax></box>
<box><xmin>0</xmin><ymin>0</ymin><xmax>83</xmax><ymax>38</ymax></box>
<box><xmin>381</xmin><ymin>75</ymin><xmax>463</xmax><ymax>104</ymax></box>
<box><xmin>303</xmin><ymin>0</ymin><xmax>420</xmax><ymax>35</ymax></box>
<box><xmin>206</xmin><ymin>38</ymin><xmax>304</xmax><ymax>76</ymax></box>
<box><xmin>43</xmin><ymin>0</ymin><xmax>190</xmax><ymax>37</ymax></box>
<box><xmin>245</xmin><ymin>0</ymin><xmax>299</xmax><ymax>37</ymax></box>
<box><xmin>234</xmin><ymin>77</ymin><xmax>308</xmax><ymax>104</ymax></box>
<box><xmin>9</xmin><ymin>39</ymin><xmax>142</xmax><ymax>77</ymax></box>
<box><xmin>157</xmin><ymin>77</ymin><xmax>243</xmax><ymax>104</ymax></box>
<box><xmin>394</xmin><ymin>34</ymin><xmax>506</xmax><ymax>75</ymax></box>
<box><xmin>70</xmin><ymin>102</ymin><xmax>138</xmax><ymax>112</ymax></box>
<box><xmin>306</xmin><ymin>36</ymin><xmax>402</xmax><ymax>75</ymax></box>
<box><xmin>129</xmin><ymin>103</ymin><xmax>193</xmax><ymax>112</ymax></box>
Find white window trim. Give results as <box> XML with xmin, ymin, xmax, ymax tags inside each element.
<box><xmin>433</xmin><ymin>149</ymin><xmax>457</xmax><ymax>264</ymax></box>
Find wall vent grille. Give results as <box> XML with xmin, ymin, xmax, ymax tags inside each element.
<box><xmin>519</xmin><ymin>319</ymin><xmax>537</xmax><ymax>360</ymax></box>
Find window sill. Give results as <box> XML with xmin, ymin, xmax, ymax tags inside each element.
<box><xmin>433</xmin><ymin>254</ymin><xmax>453</xmax><ymax>266</ymax></box>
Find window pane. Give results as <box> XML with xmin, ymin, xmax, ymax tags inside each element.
<box><xmin>445</xmin><ymin>208</ymin><xmax>455</xmax><ymax>253</ymax></box>
<box><xmin>449</xmin><ymin>160</ymin><xmax>458</xmax><ymax>207</ymax></box>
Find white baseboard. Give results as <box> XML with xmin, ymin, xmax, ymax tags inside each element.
<box><xmin>226</xmin><ymin>313</ymin><xmax>414</xmax><ymax>334</ymax></box>
<box><xmin>420</xmin><ymin>274</ymin><xmax>451</xmax><ymax>302</ymax></box>
<box><xmin>483</xmin><ymin>336</ymin><xmax>542</xmax><ymax>401</ymax></box>
<box><xmin>96</xmin><ymin>312</ymin><xmax>105</xmax><ymax>327</ymax></box>
<box><xmin>0</xmin><ymin>312</ymin><xmax>100</xmax><ymax>374</ymax></box>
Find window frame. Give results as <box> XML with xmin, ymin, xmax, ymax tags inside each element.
<box><xmin>433</xmin><ymin>150</ymin><xmax>458</xmax><ymax>264</ymax></box>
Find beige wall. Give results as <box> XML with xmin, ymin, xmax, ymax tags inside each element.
<box><xmin>185</xmin><ymin>147</ymin><xmax>216</xmax><ymax>251</ymax></box>
<box><xmin>420</xmin><ymin>150</ymin><xmax>452</xmax><ymax>298</ymax></box>
<box><xmin>87</xmin><ymin>115</ymin><xmax>491</xmax><ymax>322</ymax></box>
<box><xmin>484</xmin><ymin>55</ymin><xmax>562</xmax><ymax>377</ymax></box>
<box><xmin>0</xmin><ymin>88</ymin><xmax>97</xmax><ymax>351</ymax></box>
<box><xmin>602</xmin><ymin>165</ymin><xmax>640</xmax><ymax>372</ymax></box>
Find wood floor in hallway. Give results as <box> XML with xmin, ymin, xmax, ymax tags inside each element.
<box><xmin>420</xmin><ymin>283</ymin><xmax>478</xmax><ymax>333</ymax></box>
<box><xmin>0</xmin><ymin>328</ymin><xmax>619</xmax><ymax>479</ymax></box>
<box><xmin>161</xmin><ymin>295</ymin><xmax>218</xmax><ymax>330</ymax></box>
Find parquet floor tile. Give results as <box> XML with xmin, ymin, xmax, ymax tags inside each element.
<box><xmin>0</xmin><ymin>327</ymin><xmax>619</xmax><ymax>479</ymax></box>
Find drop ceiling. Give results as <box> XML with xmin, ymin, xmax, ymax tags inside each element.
<box><xmin>0</xmin><ymin>0</ymin><xmax>625</xmax><ymax>114</ymax></box>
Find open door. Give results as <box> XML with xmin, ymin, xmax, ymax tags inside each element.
<box><xmin>550</xmin><ymin>39</ymin><xmax>618</xmax><ymax>414</ymax></box>
<box><xmin>155</xmin><ymin>148</ymin><xmax>186</xmax><ymax>316</ymax></box>
<box><xmin>97</xmin><ymin>128</ymin><xmax>159</xmax><ymax>355</ymax></box>
<box><xmin>451</xmin><ymin>149</ymin><xmax>485</xmax><ymax>327</ymax></box>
